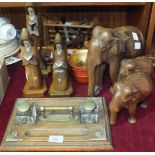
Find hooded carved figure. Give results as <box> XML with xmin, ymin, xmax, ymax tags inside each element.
<box><xmin>20</xmin><ymin>28</ymin><xmax>43</xmax><ymax>90</ymax></box>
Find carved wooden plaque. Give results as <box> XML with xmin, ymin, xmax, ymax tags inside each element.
<box><xmin>0</xmin><ymin>97</ymin><xmax>112</xmax><ymax>151</ymax></box>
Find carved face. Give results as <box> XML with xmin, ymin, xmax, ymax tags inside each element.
<box><xmin>27</xmin><ymin>7</ymin><xmax>35</xmax><ymax>16</ymax></box>
<box><xmin>56</xmin><ymin>44</ymin><xmax>62</xmax><ymax>56</ymax></box>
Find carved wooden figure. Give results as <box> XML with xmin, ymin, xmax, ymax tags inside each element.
<box><xmin>86</xmin><ymin>26</ymin><xmax>144</xmax><ymax>96</ymax></box>
<box><xmin>25</xmin><ymin>2</ymin><xmax>51</xmax><ymax>75</ymax></box>
<box><xmin>109</xmin><ymin>57</ymin><xmax>153</xmax><ymax>125</ymax></box>
<box><xmin>48</xmin><ymin>33</ymin><xmax>73</xmax><ymax>97</ymax></box>
<box><xmin>21</xmin><ymin>28</ymin><xmax>47</xmax><ymax>97</ymax></box>
<box><xmin>25</xmin><ymin>2</ymin><xmax>39</xmax><ymax>37</ymax></box>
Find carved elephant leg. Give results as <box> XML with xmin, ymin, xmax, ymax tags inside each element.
<box><xmin>109</xmin><ymin>101</ymin><xmax>119</xmax><ymax>125</ymax></box>
<box><xmin>94</xmin><ymin>63</ymin><xmax>107</xmax><ymax>96</ymax></box>
<box><xmin>88</xmin><ymin>64</ymin><xmax>96</xmax><ymax>96</ymax></box>
<box><xmin>110</xmin><ymin>111</ymin><xmax>118</xmax><ymax>125</ymax></box>
<box><xmin>87</xmin><ymin>37</ymin><xmax>102</xmax><ymax>96</ymax></box>
<box><xmin>109</xmin><ymin>56</ymin><xmax>120</xmax><ymax>83</ymax></box>
<box><xmin>128</xmin><ymin>103</ymin><xmax>138</xmax><ymax>124</ymax></box>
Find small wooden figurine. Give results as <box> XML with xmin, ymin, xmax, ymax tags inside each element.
<box><xmin>25</xmin><ymin>2</ymin><xmax>51</xmax><ymax>75</ymax></box>
<box><xmin>109</xmin><ymin>56</ymin><xmax>153</xmax><ymax>125</ymax></box>
<box><xmin>48</xmin><ymin>33</ymin><xmax>73</xmax><ymax>96</ymax></box>
<box><xmin>25</xmin><ymin>2</ymin><xmax>39</xmax><ymax>37</ymax></box>
<box><xmin>87</xmin><ymin>25</ymin><xmax>144</xmax><ymax>96</ymax></box>
<box><xmin>20</xmin><ymin>28</ymin><xmax>47</xmax><ymax>97</ymax></box>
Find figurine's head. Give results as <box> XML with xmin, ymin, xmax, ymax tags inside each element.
<box><xmin>25</xmin><ymin>2</ymin><xmax>35</xmax><ymax>16</ymax></box>
<box><xmin>54</xmin><ymin>33</ymin><xmax>62</xmax><ymax>44</ymax></box>
<box><xmin>27</xmin><ymin>7</ymin><xmax>35</xmax><ymax>16</ymax></box>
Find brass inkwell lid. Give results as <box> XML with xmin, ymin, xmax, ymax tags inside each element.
<box><xmin>83</xmin><ymin>102</ymin><xmax>96</xmax><ymax>112</ymax></box>
<box><xmin>16</xmin><ymin>103</ymin><xmax>30</xmax><ymax>113</ymax></box>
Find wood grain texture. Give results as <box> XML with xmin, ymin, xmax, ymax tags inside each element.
<box><xmin>0</xmin><ymin>7</ymin><xmax>25</xmax><ymax>29</ymax></box>
<box><xmin>0</xmin><ymin>3</ymin><xmax>151</xmax><ymax>29</ymax></box>
<box><xmin>146</xmin><ymin>3</ymin><xmax>155</xmax><ymax>53</ymax></box>
<box><xmin>151</xmin><ymin>34</ymin><xmax>155</xmax><ymax>52</ymax></box>
<box><xmin>0</xmin><ymin>2</ymin><xmax>146</xmax><ymax>7</ymax></box>
<box><xmin>137</xmin><ymin>2</ymin><xmax>152</xmax><ymax>38</ymax></box>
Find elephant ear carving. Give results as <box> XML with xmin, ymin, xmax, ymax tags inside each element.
<box><xmin>114</xmin><ymin>31</ymin><xmax>129</xmax><ymax>53</ymax></box>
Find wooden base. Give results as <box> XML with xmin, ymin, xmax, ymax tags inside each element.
<box><xmin>0</xmin><ymin>97</ymin><xmax>113</xmax><ymax>151</ymax></box>
<box><xmin>23</xmin><ymin>78</ymin><xmax>47</xmax><ymax>97</ymax></box>
<box><xmin>48</xmin><ymin>80</ymin><xmax>73</xmax><ymax>97</ymax></box>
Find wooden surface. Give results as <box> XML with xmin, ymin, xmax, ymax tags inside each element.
<box><xmin>43</xmin><ymin>23</ymin><xmax>93</xmax><ymax>29</ymax></box>
<box><xmin>48</xmin><ymin>81</ymin><xmax>73</xmax><ymax>97</ymax></box>
<box><xmin>146</xmin><ymin>3</ymin><xmax>155</xmax><ymax>53</ymax></box>
<box><xmin>0</xmin><ymin>2</ymin><xmax>146</xmax><ymax>7</ymax></box>
<box><xmin>151</xmin><ymin>35</ymin><xmax>155</xmax><ymax>52</ymax></box>
<box><xmin>0</xmin><ymin>97</ymin><xmax>112</xmax><ymax>151</ymax></box>
<box><xmin>137</xmin><ymin>2</ymin><xmax>152</xmax><ymax>38</ymax></box>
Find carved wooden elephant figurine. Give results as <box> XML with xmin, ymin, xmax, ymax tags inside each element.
<box><xmin>86</xmin><ymin>25</ymin><xmax>144</xmax><ymax>96</ymax></box>
<box><xmin>109</xmin><ymin>72</ymin><xmax>153</xmax><ymax>125</ymax></box>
